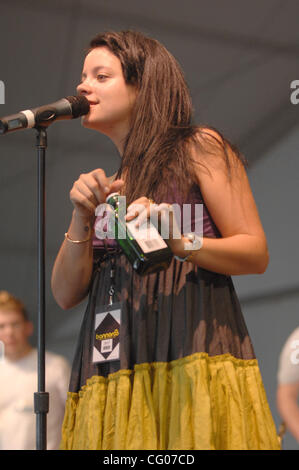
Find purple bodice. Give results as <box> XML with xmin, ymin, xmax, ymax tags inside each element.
<box><xmin>92</xmin><ymin>182</ymin><xmax>220</xmax><ymax>249</ymax></box>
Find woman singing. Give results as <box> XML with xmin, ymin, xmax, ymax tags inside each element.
<box><xmin>51</xmin><ymin>30</ymin><xmax>279</xmax><ymax>450</ymax></box>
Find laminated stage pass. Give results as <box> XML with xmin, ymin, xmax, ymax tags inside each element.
<box><xmin>92</xmin><ymin>304</ymin><xmax>121</xmax><ymax>363</ymax></box>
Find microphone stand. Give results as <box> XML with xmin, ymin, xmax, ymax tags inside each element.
<box><xmin>0</xmin><ymin>96</ymin><xmax>89</xmax><ymax>450</ymax></box>
<box><xmin>33</xmin><ymin>126</ymin><xmax>49</xmax><ymax>450</ymax></box>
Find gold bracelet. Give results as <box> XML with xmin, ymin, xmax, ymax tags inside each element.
<box><xmin>184</xmin><ymin>251</ymin><xmax>197</xmax><ymax>262</ymax></box>
<box><xmin>64</xmin><ymin>232</ymin><xmax>93</xmax><ymax>244</ymax></box>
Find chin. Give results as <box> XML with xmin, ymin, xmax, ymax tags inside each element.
<box><xmin>81</xmin><ymin>116</ymin><xmax>100</xmax><ymax>131</ymax></box>
<box><xmin>81</xmin><ymin>116</ymin><xmax>90</xmax><ymax>127</ymax></box>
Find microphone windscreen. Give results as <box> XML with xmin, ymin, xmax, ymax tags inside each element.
<box><xmin>66</xmin><ymin>95</ymin><xmax>90</xmax><ymax>118</ymax></box>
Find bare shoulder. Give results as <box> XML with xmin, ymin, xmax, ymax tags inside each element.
<box><xmin>189</xmin><ymin>126</ymin><xmax>245</xmax><ymax>182</ymax></box>
<box><xmin>188</xmin><ymin>127</ymin><xmax>266</xmax><ymax>239</ymax></box>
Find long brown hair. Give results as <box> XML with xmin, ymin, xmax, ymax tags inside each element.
<box><xmin>88</xmin><ymin>30</ymin><xmax>246</xmax><ymax>205</ymax></box>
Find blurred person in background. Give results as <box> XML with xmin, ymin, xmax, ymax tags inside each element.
<box><xmin>0</xmin><ymin>290</ymin><xmax>71</xmax><ymax>450</ymax></box>
<box><xmin>277</xmin><ymin>327</ymin><xmax>299</xmax><ymax>446</ymax></box>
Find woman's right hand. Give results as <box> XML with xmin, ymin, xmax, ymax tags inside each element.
<box><xmin>70</xmin><ymin>169</ymin><xmax>124</xmax><ymax>219</ymax></box>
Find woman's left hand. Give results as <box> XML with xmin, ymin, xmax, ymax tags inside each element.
<box><xmin>125</xmin><ymin>197</ymin><xmax>188</xmax><ymax>257</ymax></box>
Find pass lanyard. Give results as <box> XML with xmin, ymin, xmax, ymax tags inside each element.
<box><xmin>93</xmin><ymin>240</ymin><xmax>121</xmax><ymax>364</ymax></box>
<box><xmin>108</xmin><ymin>260</ymin><xmax>116</xmax><ymax>306</ymax></box>
<box><xmin>103</xmin><ymin>238</ymin><xmax>116</xmax><ymax>305</ymax></box>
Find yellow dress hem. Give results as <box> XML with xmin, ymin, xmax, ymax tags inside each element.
<box><xmin>61</xmin><ymin>352</ymin><xmax>280</xmax><ymax>451</ymax></box>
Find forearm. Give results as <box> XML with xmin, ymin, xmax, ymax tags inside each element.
<box><xmin>174</xmin><ymin>233</ymin><xmax>269</xmax><ymax>275</ymax></box>
<box><xmin>277</xmin><ymin>388</ymin><xmax>299</xmax><ymax>443</ymax></box>
<box><xmin>51</xmin><ymin>211</ymin><xmax>94</xmax><ymax>309</ymax></box>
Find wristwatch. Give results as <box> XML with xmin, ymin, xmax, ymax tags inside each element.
<box><xmin>174</xmin><ymin>232</ymin><xmax>203</xmax><ymax>262</ymax></box>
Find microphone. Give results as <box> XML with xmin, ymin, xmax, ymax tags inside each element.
<box><xmin>0</xmin><ymin>95</ymin><xmax>90</xmax><ymax>135</ymax></box>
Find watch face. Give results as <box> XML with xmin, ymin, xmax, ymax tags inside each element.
<box><xmin>185</xmin><ymin>232</ymin><xmax>202</xmax><ymax>250</ymax></box>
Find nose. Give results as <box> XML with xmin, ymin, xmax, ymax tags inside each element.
<box><xmin>76</xmin><ymin>80</ymin><xmax>92</xmax><ymax>96</ymax></box>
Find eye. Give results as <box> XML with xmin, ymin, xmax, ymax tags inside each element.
<box><xmin>97</xmin><ymin>74</ymin><xmax>108</xmax><ymax>81</ymax></box>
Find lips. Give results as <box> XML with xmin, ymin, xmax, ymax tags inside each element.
<box><xmin>83</xmin><ymin>102</ymin><xmax>97</xmax><ymax>116</ymax></box>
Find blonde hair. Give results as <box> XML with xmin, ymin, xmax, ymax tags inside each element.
<box><xmin>0</xmin><ymin>291</ymin><xmax>29</xmax><ymax>320</ymax></box>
